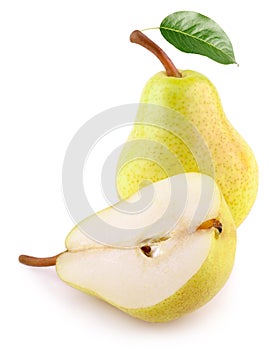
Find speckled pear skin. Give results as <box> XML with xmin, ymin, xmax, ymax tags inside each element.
<box><xmin>122</xmin><ymin>195</ymin><xmax>236</xmax><ymax>322</ymax></box>
<box><xmin>117</xmin><ymin>70</ymin><xmax>258</xmax><ymax>227</ymax></box>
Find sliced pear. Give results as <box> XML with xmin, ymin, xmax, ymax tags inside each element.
<box><xmin>19</xmin><ymin>173</ymin><xmax>236</xmax><ymax>322</ymax></box>
<box><xmin>55</xmin><ymin>173</ymin><xmax>236</xmax><ymax>322</ymax></box>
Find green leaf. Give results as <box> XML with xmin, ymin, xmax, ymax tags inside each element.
<box><xmin>160</xmin><ymin>11</ymin><xmax>237</xmax><ymax>65</ymax></box>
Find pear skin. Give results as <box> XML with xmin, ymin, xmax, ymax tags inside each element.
<box><xmin>117</xmin><ymin>70</ymin><xmax>258</xmax><ymax>227</ymax></box>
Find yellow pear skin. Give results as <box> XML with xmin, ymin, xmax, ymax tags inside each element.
<box><xmin>117</xmin><ymin>70</ymin><xmax>258</xmax><ymax>227</ymax></box>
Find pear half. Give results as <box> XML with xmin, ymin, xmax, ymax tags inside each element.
<box><xmin>56</xmin><ymin>173</ymin><xmax>236</xmax><ymax>323</ymax></box>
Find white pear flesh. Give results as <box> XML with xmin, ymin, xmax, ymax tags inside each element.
<box><xmin>66</xmin><ymin>173</ymin><xmax>220</xmax><ymax>249</ymax></box>
<box><xmin>58</xmin><ymin>231</ymin><xmax>212</xmax><ymax>308</ymax></box>
<box><xmin>56</xmin><ymin>173</ymin><xmax>236</xmax><ymax>322</ymax></box>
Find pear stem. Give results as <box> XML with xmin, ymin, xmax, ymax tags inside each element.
<box><xmin>130</xmin><ymin>30</ymin><xmax>181</xmax><ymax>78</ymax></box>
<box><xmin>18</xmin><ymin>251</ymin><xmax>66</xmax><ymax>267</ymax></box>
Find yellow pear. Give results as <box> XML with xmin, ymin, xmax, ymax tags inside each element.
<box><xmin>116</xmin><ymin>31</ymin><xmax>258</xmax><ymax>227</ymax></box>
<box><xmin>19</xmin><ymin>173</ymin><xmax>236</xmax><ymax>323</ymax></box>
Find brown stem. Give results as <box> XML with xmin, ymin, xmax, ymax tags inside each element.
<box><xmin>130</xmin><ymin>30</ymin><xmax>181</xmax><ymax>78</ymax></box>
<box><xmin>18</xmin><ymin>251</ymin><xmax>66</xmax><ymax>267</ymax></box>
<box><xmin>197</xmin><ymin>219</ymin><xmax>222</xmax><ymax>234</ymax></box>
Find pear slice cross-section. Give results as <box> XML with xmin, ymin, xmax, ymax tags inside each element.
<box><xmin>55</xmin><ymin>173</ymin><xmax>236</xmax><ymax>322</ymax></box>
<box><xmin>19</xmin><ymin>172</ymin><xmax>236</xmax><ymax>322</ymax></box>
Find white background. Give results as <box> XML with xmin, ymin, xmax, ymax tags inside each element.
<box><xmin>1</xmin><ymin>0</ymin><xmax>277</xmax><ymax>349</ymax></box>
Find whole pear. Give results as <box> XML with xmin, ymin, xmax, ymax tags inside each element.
<box><xmin>117</xmin><ymin>31</ymin><xmax>258</xmax><ymax>227</ymax></box>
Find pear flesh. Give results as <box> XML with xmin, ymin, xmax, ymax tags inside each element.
<box><xmin>56</xmin><ymin>173</ymin><xmax>236</xmax><ymax>322</ymax></box>
<box><xmin>66</xmin><ymin>172</ymin><xmax>220</xmax><ymax>248</ymax></box>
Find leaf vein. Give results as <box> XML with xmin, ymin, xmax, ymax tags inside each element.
<box><xmin>160</xmin><ymin>26</ymin><xmax>235</xmax><ymax>62</ymax></box>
